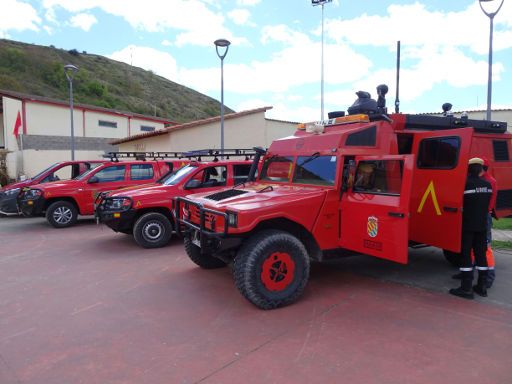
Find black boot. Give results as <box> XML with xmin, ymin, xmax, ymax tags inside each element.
<box><xmin>473</xmin><ymin>270</ymin><xmax>488</xmax><ymax>297</ymax></box>
<box><xmin>449</xmin><ymin>270</ymin><xmax>474</xmax><ymax>299</ymax></box>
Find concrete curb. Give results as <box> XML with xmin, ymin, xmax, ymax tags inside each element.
<box><xmin>492</xmin><ymin>229</ymin><xmax>512</xmax><ymax>242</ymax></box>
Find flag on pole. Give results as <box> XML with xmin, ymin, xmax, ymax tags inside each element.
<box><xmin>13</xmin><ymin>110</ymin><xmax>22</xmax><ymax>137</ymax></box>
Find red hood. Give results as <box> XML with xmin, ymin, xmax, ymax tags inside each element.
<box><xmin>1</xmin><ymin>179</ymin><xmax>35</xmax><ymax>191</ymax></box>
<box><xmin>28</xmin><ymin>179</ymin><xmax>83</xmax><ymax>192</ymax></box>
<box><xmin>108</xmin><ymin>183</ymin><xmax>172</xmax><ymax>198</ymax></box>
<box><xmin>185</xmin><ymin>182</ymin><xmax>329</xmax><ymax>232</ymax></box>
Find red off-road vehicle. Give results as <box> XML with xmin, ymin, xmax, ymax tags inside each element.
<box><xmin>0</xmin><ymin>160</ymin><xmax>104</xmax><ymax>215</ymax></box>
<box><xmin>176</xmin><ymin>86</ymin><xmax>512</xmax><ymax>309</ymax></box>
<box><xmin>18</xmin><ymin>153</ymin><xmax>185</xmax><ymax>228</ymax></box>
<box><xmin>96</xmin><ymin>149</ymin><xmax>255</xmax><ymax>248</ymax></box>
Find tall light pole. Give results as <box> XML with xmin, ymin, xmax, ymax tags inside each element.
<box><xmin>312</xmin><ymin>0</ymin><xmax>332</xmax><ymax>121</ymax></box>
<box><xmin>479</xmin><ymin>0</ymin><xmax>504</xmax><ymax>121</ymax></box>
<box><xmin>64</xmin><ymin>64</ymin><xmax>79</xmax><ymax>160</ymax></box>
<box><xmin>214</xmin><ymin>39</ymin><xmax>231</xmax><ymax>155</ymax></box>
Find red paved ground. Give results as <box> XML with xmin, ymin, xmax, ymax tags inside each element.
<box><xmin>1</xmin><ymin>217</ymin><xmax>511</xmax><ymax>383</ymax></box>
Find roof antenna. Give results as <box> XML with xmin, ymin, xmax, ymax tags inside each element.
<box><xmin>395</xmin><ymin>40</ymin><xmax>400</xmax><ymax>113</ymax></box>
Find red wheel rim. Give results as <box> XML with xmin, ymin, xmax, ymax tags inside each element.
<box><xmin>261</xmin><ymin>252</ymin><xmax>295</xmax><ymax>291</ymax></box>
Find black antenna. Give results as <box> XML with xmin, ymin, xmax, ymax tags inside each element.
<box><xmin>395</xmin><ymin>40</ymin><xmax>400</xmax><ymax>113</ymax></box>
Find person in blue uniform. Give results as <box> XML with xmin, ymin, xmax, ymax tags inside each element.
<box><xmin>449</xmin><ymin>157</ymin><xmax>492</xmax><ymax>299</ymax></box>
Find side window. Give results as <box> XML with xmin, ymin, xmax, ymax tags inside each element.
<box><xmin>418</xmin><ymin>137</ymin><xmax>460</xmax><ymax>169</ymax></box>
<box><xmin>130</xmin><ymin>164</ymin><xmax>154</xmax><ymax>180</ymax></box>
<box><xmin>93</xmin><ymin>165</ymin><xmax>126</xmax><ymax>183</ymax></box>
<box><xmin>190</xmin><ymin>166</ymin><xmax>227</xmax><ymax>188</ymax></box>
<box><xmin>233</xmin><ymin>164</ymin><xmax>251</xmax><ymax>184</ymax></box>
<box><xmin>353</xmin><ymin>160</ymin><xmax>403</xmax><ymax>195</ymax></box>
<box><xmin>493</xmin><ymin>140</ymin><xmax>510</xmax><ymax>161</ymax></box>
<box><xmin>41</xmin><ymin>165</ymin><xmax>74</xmax><ymax>183</ymax></box>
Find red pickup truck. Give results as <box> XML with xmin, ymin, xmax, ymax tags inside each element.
<box><xmin>17</xmin><ymin>159</ymin><xmax>181</xmax><ymax>228</ymax></box>
<box><xmin>0</xmin><ymin>160</ymin><xmax>104</xmax><ymax>215</ymax></box>
<box><xmin>96</xmin><ymin>157</ymin><xmax>254</xmax><ymax>248</ymax></box>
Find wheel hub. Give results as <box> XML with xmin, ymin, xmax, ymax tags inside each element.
<box><xmin>143</xmin><ymin>221</ymin><xmax>163</xmax><ymax>241</ymax></box>
<box><xmin>261</xmin><ymin>252</ymin><xmax>295</xmax><ymax>291</ymax></box>
<box><xmin>53</xmin><ymin>206</ymin><xmax>72</xmax><ymax>224</ymax></box>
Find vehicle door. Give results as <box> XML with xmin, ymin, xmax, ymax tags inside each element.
<box><xmin>408</xmin><ymin>128</ymin><xmax>472</xmax><ymax>252</ymax></box>
<box><xmin>40</xmin><ymin>163</ymin><xmax>75</xmax><ymax>183</ymax></box>
<box><xmin>80</xmin><ymin>164</ymin><xmax>128</xmax><ymax>214</ymax></box>
<box><xmin>340</xmin><ymin>155</ymin><xmax>413</xmax><ymax>264</ymax></box>
<box><xmin>182</xmin><ymin>165</ymin><xmax>228</xmax><ymax>193</ymax></box>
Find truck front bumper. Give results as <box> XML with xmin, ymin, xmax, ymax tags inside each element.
<box><xmin>97</xmin><ymin>208</ymin><xmax>137</xmax><ymax>233</ymax></box>
<box><xmin>174</xmin><ymin>197</ymin><xmax>242</xmax><ymax>254</ymax></box>
<box><xmin>18</xmin><ymin>196</ymin><xmax>45</xmax><ymax>217</ymax></box>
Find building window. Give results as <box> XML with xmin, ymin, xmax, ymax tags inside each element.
<box><xmin>140</xmin><ymin>125</ymin><xmax>155</xmax><ymax>132</ymax></box>
<box><xmin>99</xmin><ymin>120</ymin><xmax>117</xmax><ymax>128</ymax></box>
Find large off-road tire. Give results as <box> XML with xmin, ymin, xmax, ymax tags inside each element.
<box><xmin>233</xmin><ymin>230</ymin><xmax>310</xmax><ymax>310</ymax></box>
<box><xmin>46</xmin><ymin>200</ymin><xmax>78</xmax><ymax>228</ymax></box>
<box><xmin>184</xmin><ymin>237</ymin><xmax>227</xmax><ymax>269</ymax></box>
<box><xmin>443</xmin><ymin>249</ymin><xmax>461</xmax><ymax>268</ymax></box>
<box><xmin>133</xmin><ymin>212</ymin><xmax>172</xmax><ymax>249</ymax></box>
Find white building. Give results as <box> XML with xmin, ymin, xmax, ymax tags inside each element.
<box><xmin>111</xmin><ymin>106</ymin><xmax>298</xmax><ymax>153</ymax></box>
<box><xmin>0</xmin><ymin>90</ymin><xmax>175</xmax><ymax>179</ymax></box>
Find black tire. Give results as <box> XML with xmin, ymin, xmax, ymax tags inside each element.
<box><xmin>233</xmin><ymin>230</ymin><xmax>310</xmax><ymax>310</ymax></box>
<box><xmin>46</xmin><ymin>200</ymin><xmax>78</xmax><ymax>228</ymax></box>
<box><xmin>184</xmin><ymin>237</ymin><xmax>227</xmax><ymax>269</ymax></box>
<box><xmin>133</xmin><ymin>212</ymin><xmax>172</xmax><ymax>249</ymax></box>
<box><xmin>443</xmin><ymin>249</ymin><xmax>461</xmax><ymax>268</ymax></box>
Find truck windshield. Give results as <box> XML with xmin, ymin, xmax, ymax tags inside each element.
<box><xmin>260</xmin><ymin>156</ymin><xmax>294</xmax><ymax>182</ymax></box>
<box><xmin>293</xmin><ymin>155</ymin><xmax>337</xmax><ymax>186</ymax></box>
<box><xmin>162</xmin><ymin>165</ymin><xmax>197</xmax><ymax>186</ymax></box>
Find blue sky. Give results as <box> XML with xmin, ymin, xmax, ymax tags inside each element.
<box><xmin>1</xmin><ymin>0</ymin><xmax>511</xmax><ymax>122</ymax></box>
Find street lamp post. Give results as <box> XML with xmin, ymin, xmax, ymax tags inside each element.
<box><xmin>214</xmin><ymin>39</ymin><xmax>231</xmax><ymax>156</ymax></box>
<box><xmin>479</xmin><ymin>0</ymin><xmax>504</xmax><ymax>121</ymax></box>
<box><xmin>64</xmin><ymin>64</ymin><xmax>79</xmax><ymax>160</ymax></box>
<box><xmin>312</xmin><ymin>0</ymin><xmax>332</xmax><ymax>121</ymax></box>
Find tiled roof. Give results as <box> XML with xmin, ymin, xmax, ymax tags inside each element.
<box><xmin>111</xmin><ymin>106</ymin><xmax>273</xmax><ymax>145</ymax></box>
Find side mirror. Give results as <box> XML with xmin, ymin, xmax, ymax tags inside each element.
<box><xmin>88</xmin><ymin>176</ymin><xmax>99</xmax><ymax>184</ymax></box>
<box><xmin>185</xmin><ymin>179</ymin><xmax>201</xmax><ymax>189</ymax></box>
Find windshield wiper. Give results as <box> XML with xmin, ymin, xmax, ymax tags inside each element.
<box><xmin>298</xmin><ymin>152</ymin><xmax>320</xmax><ymax>167</ymax></box>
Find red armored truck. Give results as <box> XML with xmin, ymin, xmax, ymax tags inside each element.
<box><xmin>175</xmin><ymin>86</ymin><xmax>512</xmax><ymax>309</ymax></box>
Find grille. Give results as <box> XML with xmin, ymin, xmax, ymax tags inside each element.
<box><xmin>205</xmin><ymin>189</ymin><xmax>248</xmax><ymax>201</ymax></box>
<box><xmin>496</xmin><ymin>189</ymin><xmax>512</xmax><ymax>210</ymax></box>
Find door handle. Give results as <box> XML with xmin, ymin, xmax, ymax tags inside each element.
<box><xmin>388</xmin><ymin>212</ymin><xmax>405</xmax><ymax>218</ymax></box>
<box><xmin>443</xmin><ymin>206</ymin><xmax>458</xmax><ymax>213</ymax></box>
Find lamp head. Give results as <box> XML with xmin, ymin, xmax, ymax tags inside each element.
<box><xmin>64</xmin><ymin>64</ymin><xmax>79</xmax><ymax>81</ymax></box>
<box><xmin>214</xmin><ymin>39</ymin><xmax>231</xmax><ymax>60</ymax></box>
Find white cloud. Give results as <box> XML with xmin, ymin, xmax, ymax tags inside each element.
<box><xmin>42</xmin><ymin>0</ymin><xmax>245</xmax><ymax>47</ymax></box>
<box><xmin>69</xmin><ymin>13</ymin><xmax>97</xmax><ymax>31</ymax></box>
<box><xmin>236</xmin><ymin>0</ymin><xmax>261</xmax><ymax>6</ymax></box>
<box><xmin>108</xmin><ymin>45</ymin><xmax>179</xmax><ymax>81</ymax></box>
<box><xmin>0</xmin><ymin>0</ymin><xmax>41</xmax><ymax>35</ymax></box>
<box><xmin>161</xmin><ymin>40</ymin><xmax>172</xmax><ymax>46</ymax></box>
<box><xmin>228</xmin><ymin>9</ymin><xmax>254</xmax><ymax>26</ymax></box>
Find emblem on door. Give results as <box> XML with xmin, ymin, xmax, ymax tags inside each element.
<box><xmin>367</xmin><ymin>216</ymin><xmax>378</xmax><ymax>238</ymax></box>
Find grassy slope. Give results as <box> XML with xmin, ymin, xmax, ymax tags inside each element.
<box><xmin>493</xmin><ymin>218</ymin><xmax>512</xmax><ymax>230</ymax></box>
<box><xmin>0</xmin><ymin>39</ymin><xmax>233</xmax><ymax>123</ymax></box>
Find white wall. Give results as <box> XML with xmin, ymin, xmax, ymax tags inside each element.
<box><xmin>26</xmin><ymin>102</ymin><xmax>81</xmax><ymax>137</ymax></box>
<box><xmin>130</xmin><ymin>118</ymin><xmax>165</xmax><ymax>135</ymax></box>
<box><xmin>20</xmin><ymin>149</ymin><xmax>106</xmax><ymax>178</ymax></box>
<box><xmin>3</xmin><ymin>97</ymin><xmax>23</xmax><ymax>178</ymax></box>
<box><xmin>118</xmin><ymin>113</ymin><xmax>297</xmax><ymax>153</ymax></box>
<box><xmin>84</xmin><ymin>110</ymin><xmax>129</xmax><ymax>138</ymax></box>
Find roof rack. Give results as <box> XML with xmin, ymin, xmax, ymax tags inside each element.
<box><xmin>403</xmin><ymin>114</ymin><xmax>508</xmax><ymax>134</ymax></box>
<box><xmin>103</xmin><ymin>149</ymin><xmax>258</xmax><ymax>162</ymax></box>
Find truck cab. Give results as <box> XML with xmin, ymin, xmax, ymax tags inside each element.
<box><xmin>175</xmin><ymin>88</ymin><xmax>512</xmax><ymax>309</ymax></box>
<box><xmin>96</xmin><ymin>150</ymin><xmax>255</xmax><ymax>249</ymax></box>
<box><xmin>17</xmin><ymin>155</ymin><xmax>183</xmax><ymax>228</ymax></box>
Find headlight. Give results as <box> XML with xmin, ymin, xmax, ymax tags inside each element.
<box><xmin>4</xmin><ymin>188</ymin><xmax>20</xmax><ymax>196</ymax></box>
<box><xmin>105</xmin><ymin>197</ymin><xmax>132</xmax><ymax>211</ymax></box>
<box><xmin>24</xmin><ymin>189</ymin><xmax>42</xmax><ymax>199</ymax></box>
<box><xmin>226</xmin><ymin>211</ymin><xmax>238</xmax><ymax>227</ymax></box>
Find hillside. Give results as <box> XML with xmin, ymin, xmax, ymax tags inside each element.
<box><xmin>0</xmin><ymin>39</ymin><xmax>233</xmax><ymax>123</ymax></box>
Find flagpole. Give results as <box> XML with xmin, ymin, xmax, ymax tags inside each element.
<box><xmin>19</xmin><ymin>133</ymin><xmax>24</xmax><ymax>178</ymax></box>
